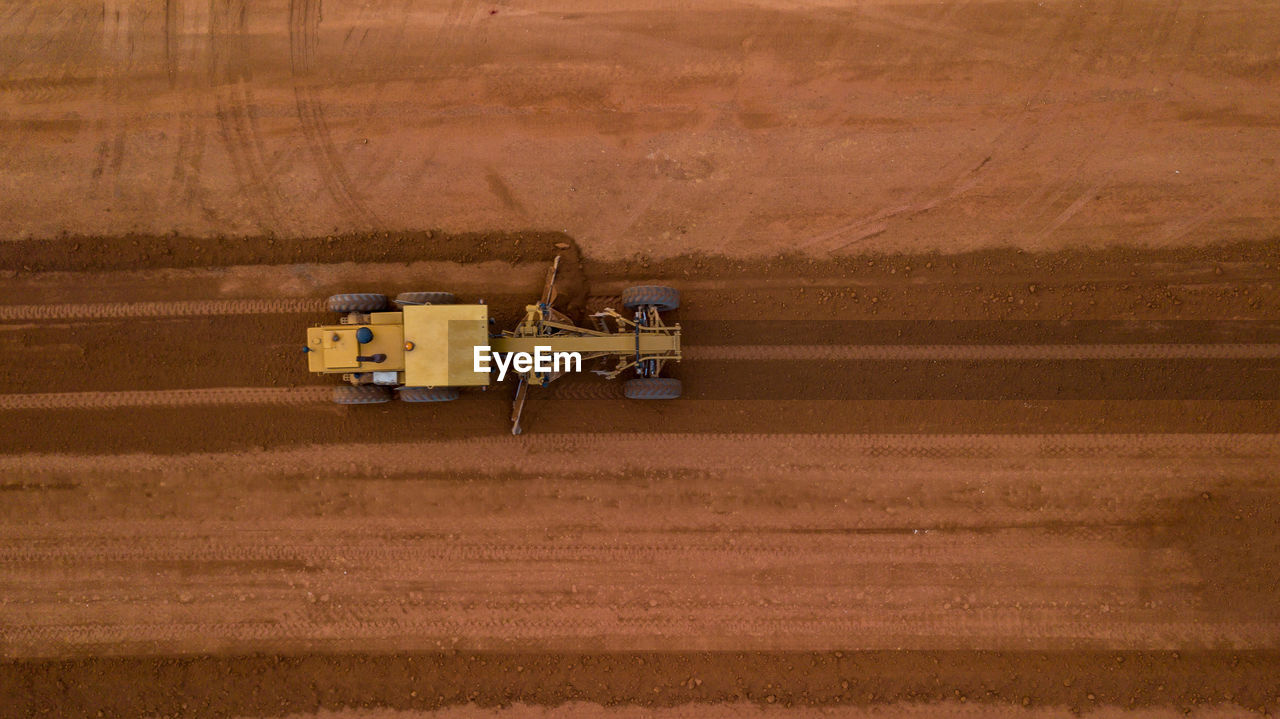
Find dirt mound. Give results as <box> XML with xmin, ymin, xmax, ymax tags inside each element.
<box><xmin>0</xmin><ymin>231</ymin><xmax>581</xmax><ymax>274</ymax></box>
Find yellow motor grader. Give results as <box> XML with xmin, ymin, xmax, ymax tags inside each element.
<box><xmin>304</xmin><ymin>257</ymin><xmax>681</xmax><ymax>433</ymax></box>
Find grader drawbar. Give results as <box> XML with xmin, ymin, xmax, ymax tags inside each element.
<box><xmin>304</xmin><ymin>257</ymin><xmax>682</xmax><ymax>434</ymax></box>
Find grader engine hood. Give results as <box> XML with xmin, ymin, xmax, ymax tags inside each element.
<box><xmin>400</xmin><ymin>304</ymin><xmax>490</xmax><ymax>387</ymax></box>
<box><xmin>306</xmin><ymin>305</ymin><xmax>490</xmax><ymax>387</ymax></box>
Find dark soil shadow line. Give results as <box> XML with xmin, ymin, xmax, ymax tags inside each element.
<box><xmin>2</xmin><ymin>650</ymin><xmax>1278</xmax><ymax>718</ymax></box>
<box><xmin>1142</xmin><ymin>489</ymin><xmax>1280</xmax><ymax>628</ymax></box>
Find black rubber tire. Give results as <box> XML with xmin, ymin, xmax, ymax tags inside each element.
<box><xmin>623</xmin><ymin>377</ymin><xmax>682</xmax><ymax>400</ymax></box>
<box><xmin>621</xmin><ymin>285</ymin><xmax>680</xmax><ymax>311</ymax></box>
<box><xmin>396</xmin><ymin>291</ymin><xmax>455</xmax><ymax>305</ymax></box>
<box><xmin>328</xmin><ymin>293</ymin><xmax>388</xmax><ymax>313</ymax></box>
<box><xmin>398</xmin><ymin>386</ymin><xmax>460</xmax><ymax>403</ymax></box>
<box><xmin>333</xmin><ymin>385</ymin><xmax>392</xmax><ymax>405</ymax></box>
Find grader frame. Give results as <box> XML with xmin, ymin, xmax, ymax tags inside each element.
<box><xmin>304</xmin><ymin>256</ymin><xmax>682</xmax><ymax>434</ymax></box>
<box><xmin>493</xmin><ymin>257</ymin><xmax>682</xmax><ymax>432</ymax></box>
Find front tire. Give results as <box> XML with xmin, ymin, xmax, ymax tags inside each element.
<box><xmin>624</xmin><ymin>377</ymin><xmax>682</xmax><ymax>400</ymax></box>
<box><xmin>398</xmin><ymin>386</ymin><xmax>460</xmax><ymax>402</ymax></box>
<box><xmin>621</xmin><ymin>285</ymin><xmax>679</xmax><ymax>311</ymax></box>
<box><xmin>328</xmin><ymin>293</ymin><xmax>387</xmax><ymax>313</ymax></box>
<box><xmin>333</xmin><ymin>385</ymin><xmax>392</xmax><ymax>404</ymax></box>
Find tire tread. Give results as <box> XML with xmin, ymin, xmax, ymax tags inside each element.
<box><xmin>328</xmin><ymin>293</ymin><xmax>388</xmax><ymax>313</ymax></box>
<box><xmin>623</xmin><ymin>377</ymin><xmax>682</xmax><ymax>400</ymax></box>
<box><xmin>399</xmin><ymin>386</ymin><xmax>460</xmax><ymax>402</ymax></box>
<box><xmin>621</xmin><ymin>285</ymin><xmax>679</xmax><ymax>311</ymax></box>
<box><xmin>333</xmin><ymin>385</ymin><xmax>392</xmax><ymax>404</ymax></box>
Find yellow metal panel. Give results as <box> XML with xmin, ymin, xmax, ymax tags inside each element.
<box><xmin>491</xmin><ymin>333</ymin><xmax>680</xmax><ymax>355</ymax></box>
<box><xmin>368</xmin><ymin>312</ymin><xmax>402</xmax><ymax>325</ymax></box>
<box><xmin>317</xmin><ymin>328</ymin><xmax>360</xmax><ymax>369</ymax></box>
<box><xmin>306</xmin><ymin>327</ymin><xmax>329</xmax><ymax>372</ymax></box>
<box><xmin>354</xmin><ymin>324</ymin><xmax>405</xmax><ymax>371</ymax></box>
<box><xmin>402</xmin><ymin>304</ymin><xmax>490</xmax><ymax>387</ymax></box>
<box><xmin>307</xmin><ymin>323</ymin><xmax>406</xmax><ymax>373</ymax></box>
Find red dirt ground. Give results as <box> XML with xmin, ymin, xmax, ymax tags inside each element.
<box><xmin>1</xmin><ymin>0</ymin><xmax>1279</xmax><ymax>717</ymax></box>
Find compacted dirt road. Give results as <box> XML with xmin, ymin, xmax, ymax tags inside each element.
<box><xmin>2</xmin><ymin>238</ymin><xmax>1278</xmax><ymax>717</ymax></box>
<box><xmin>1</xmin><ymin>0</ymin><xmax>1279</xmax><ymax>717</ymax></box>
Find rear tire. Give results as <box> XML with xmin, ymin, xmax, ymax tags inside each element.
<box><xmin>624</xmin><ymin>377</ymin><xmax>682</xmax><ymax>400</ymax></box>
<box><xmin>328</xmin><ymin>293</ymin><xmax>387</xmax><ymax>313</ymax></box>
<box><xmin>333</xmin><ymin>385</ymin><xmax>392</xmax><ymax>404</ymax></box>
<box><xmin>396</xmin><ymin>291</ymin><xmax>455</xmax><ymax>305</ymax></box>
<box><xmin>398</xmin><ymin>386</ymin><xmax>460</xmax><ymax>402</ymax></box>
<box><xmin>621</xmin><ymin>285</ymin><xmax>679</xmax><ymax>311</ymax></box>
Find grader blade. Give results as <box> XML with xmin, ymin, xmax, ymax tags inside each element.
<box><xmin>540</xmin><ymin>255</ymin><xmax>560</xmax><ymax>308</ymax></box>
<box><xmin>510</xmin><ymin>377</ymin><xmax>529</xmax><ymax>435</ymax></box>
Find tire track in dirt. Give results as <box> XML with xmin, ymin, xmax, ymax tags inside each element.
<box><xmin>0</xmin><ymin>6</ymin><xmax>100</xmax><ymax>105</ymax></box>
<box><xmin>801</xmin><ymin>0</ymin><xmax>1097</xmax><ymax>253</ymax></box>
<box><xmin>0</xmin><ymin>386</ymin><xmax>329</xmax><ymax>411</ymax></box>
<box><xmin>544</xmin><ymin>375</ymin><xmax>625</xmax><ymax>400</ymax></box>
<box><xmin>1148</xmin><ymin>2</ymin><xmax>1267</xmax><ymax>249</ymax></box>
<box><xmin>6</xmin><ymin>433</ymin><xmax>1277</xmax><ymax>475</ymax></box>
<box><xmin>0</xmin><ymin>298</ymin><xmax>324</xmax><ymax>321</ymax></box>
<box><xmin>1</xmin><ymin>343</ymin><xmax>1276</xmax><ymax>406</ymax></box>
<box><xmin>165</xmin><ymin>0</ymin><xmax>223</xmax><ymax>224</ymax></box>
<box><xmin>0</xmin><ymin>289</ymin><xmax>579</xmax><ymax>322</ymax></box>
<box><xmin>208</xmin><ymin>0</ymin><xmax>284</xmax><ymax>232</ymax></box>
<box><xmin>162</xmin><ymin>0</ymin><xmax>178</xmax><ymax>88</ymax></box>
<box><xmin>6</xmin><ymin>617</ymin><xmax>1273</xmax><ymax>654</ymax></box>
<box><xmin>685</xmin><ymin>343</ymin><xmax>1280</xmax><ymax>361</ymax></box>
<box><xmin>89</xmin><ymin>0</ymin><xmax>131</xmax><ymax>194</ymax></box>
<box><xmin>1020</xmin><ymin>0</ymin><xmax>1191</xmax><ymax>244</ymax></box>
<box><xmin>289</xmin><ymin>0</ymin><xmax>380</xmax><ymax>227</ymax></box>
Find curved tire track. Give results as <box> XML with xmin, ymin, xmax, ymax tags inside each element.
<box><xmin>209</xmin><ymin>0</ymin><xmax>283</xmax><ymax>232</ymax></box>
<box><xmin>289</xmin><ymin>0</ymin><xmax>379</xmax><ymax>227</ymax></box>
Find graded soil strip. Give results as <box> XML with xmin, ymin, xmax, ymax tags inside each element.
<box><xmin>685</xmin><ymin>344</ymin><xmax>1280</xmax><ymax>361</ymax></box>
<box><xmin>1</xmin><ymin>434</ymin><xmax>1276</xmax><ymax>656</ymax></box>
<box><xmin>4</xmin><ymin>355</ymin><xmax>1276</xmax><ymax>403</ymax></box>
<box><xmin>3</xmin><ymin>401</ymin><xmax>1278</xmax><ymax>456</ymax></box>
<box><xmin>0</xmin><ymin>298</ymin><xmax>325</xmax><ymax>321</ymax></box>
<box><xmin>32</xmin><ymin>706</ymin><xmax>1264</xmax><ymax>719</ymax></box>
<box><xmin>1</xmin><ymin>652</ymin><xmax>1275</xmax><ymax>719</ymax></box>
<box><xmin>0</xmin><ymin>386</ymin><xmax>330</xmax><ymax>410</ymax></box>
<box><xmin>3</xmin><ymin>432</ymin><xmax>1278</xmax><ymax>477</ymax></box>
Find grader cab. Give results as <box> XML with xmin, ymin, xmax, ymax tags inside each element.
<box><xmin>304</xmin><ymin>257</ymin><xmax>681</xmax><ymax>433</ymax></box>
